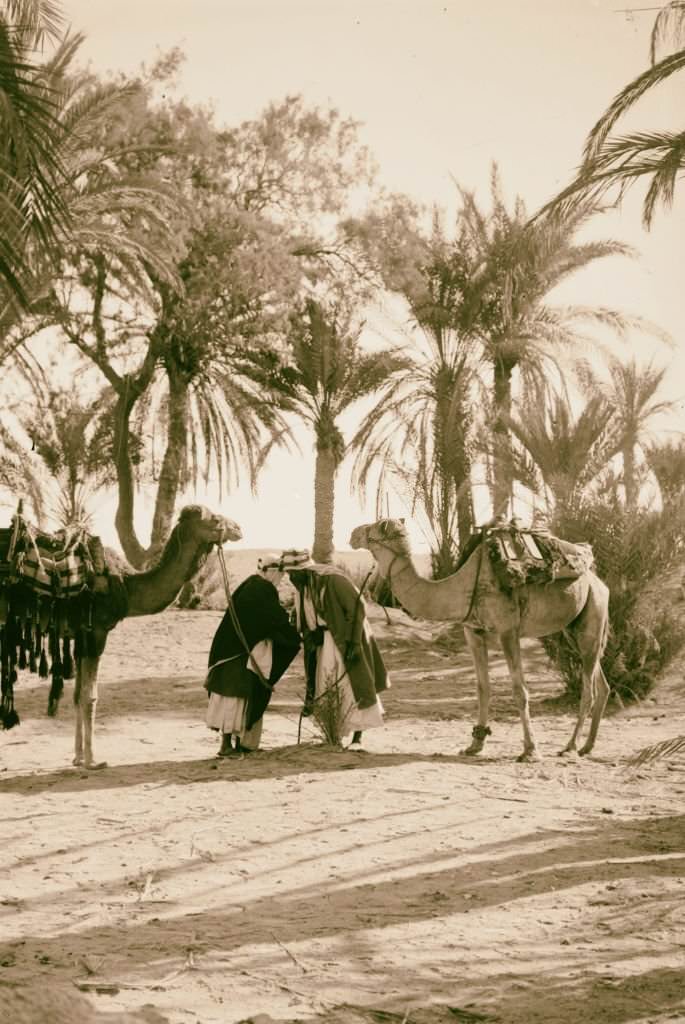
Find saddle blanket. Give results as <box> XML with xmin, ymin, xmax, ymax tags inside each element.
<box><xmin>0</xmin><ymin>520</ymin><xmax>107</xmax><ymax>596</ymax></box>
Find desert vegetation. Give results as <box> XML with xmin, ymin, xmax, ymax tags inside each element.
<box><xmin>2</xmin><ymin>0</ymin><xmax>685</xmax><ymax>710</ymax></box>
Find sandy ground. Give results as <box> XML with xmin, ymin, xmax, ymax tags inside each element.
<box><xmin>2</xmin><ymin>600</ymin><xmax>685</xmax><ymax>1024</ymax></box>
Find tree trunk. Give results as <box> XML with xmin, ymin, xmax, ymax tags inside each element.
<box><xmin>148</xmin><ymin>368</ymin><xmax>190</xmax><ymax>561</ymax></box>
<box><xmin>312</xmin><ymin>442</ymin><xmax>337</xmax><ymax>563</ymax></box>
<box><xmin>622</xmin><ymin>438</ymin><xmax>637</xmax><ymax>510</ymax></box>
<box><xmin>113</xmin><ymin>385</ymin><xmax>149</xmax><ymax>569</ymax></box>
<box><xmin>492</xmin><ymin>355</ymin><xmax>515</xmax><ymax>519</ymax></box>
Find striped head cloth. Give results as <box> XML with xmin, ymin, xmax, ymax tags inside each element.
<box><xmin>279</xmin><ymin>548</ymin><xmax>313</xmax><ymax>570</ymax></box>
<box><xmin>257</xmin><ymin>552</ymin><xmax>282</xmax><ymax>573</ymax></box>
<box><xmin>257</xmin><ymin>549</ymin><xmax>313</xmax><ymax>573</ymax></box>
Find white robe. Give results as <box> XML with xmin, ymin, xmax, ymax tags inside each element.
<box><xmin>298</xmin><ymin>588</ymin><xmax>384</xmax><ymax>738</ymax></box>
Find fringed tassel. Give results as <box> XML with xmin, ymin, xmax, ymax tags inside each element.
<box><xmin>18</xmin><ymin>643</ymin><xmax>27</xmax><ymax>670</ymax></box>
<box><xmin>38</xmin><ymin>637</ymin><xmax>49</xmax><ymax>679</ymax></box>
<box><xmin>29</xmin><ymin>647</ymin><xmax>36</xmax><ymax>674</ymax></box>
<box><xmin>62</xmin><ymin>636</ymin><xmax>74</xmax><ymax>680</ymax></box>
<box><xmin>47</xmin><ymin>628</ymin><xmax>63</xmax><ymax>717</ymax></box>
<box><xmin>47</xmin><ymin>671</ymin><xmax>63</xmax><ymax>717</ymax></box>
<box><xmin>1</xmin><ymin>647</ymin><xmax>19</xmax><ymax>731</ymax></box>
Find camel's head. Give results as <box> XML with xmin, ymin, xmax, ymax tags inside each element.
<box><xmin>350</xmin><ymin>518</ymin><xmax>408</xmax><ymax>554</ymax></box>
<box><xmin>178</xmin><ymin>505</ymin><xmax>242</xmax><ymax>544</ymax></box>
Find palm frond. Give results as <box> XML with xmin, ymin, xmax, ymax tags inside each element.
<box><xmin>583</xmin><ymin>49</ymin><xmax>685</xmax><ymax>163</ymax></box>
<box><xmin>650</xmin><ymin>2</ymin><xmax>685</xmax><ymax>64</ymax></box>
<box><xmin>628</xmin><ymin>734</ymin><xmax>685</xmax><ymax>765</ymax></box>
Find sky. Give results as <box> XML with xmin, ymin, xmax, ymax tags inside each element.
<box><xmin>51</xmin><ymin>0</ymin><xmax>685</xmax><ymax>554</ymax></box>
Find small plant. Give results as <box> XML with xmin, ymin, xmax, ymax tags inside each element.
<box><xmin>311</xmin><ymin>669</ymin><xmax>346</xmax><ymax>745</ymax></box>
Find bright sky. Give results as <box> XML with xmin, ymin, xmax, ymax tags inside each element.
<box><xmin>58</xmin><ymin>0</ymin><xmax>685</xmax><ymax>554</ymax></box>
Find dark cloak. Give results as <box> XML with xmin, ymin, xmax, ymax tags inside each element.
<box><xmin>293</xmin><ymin>565</ymin><xmax>389</xmax><ymax>711</ymax></box>
<box><xmin>206</xmin><ymin>574</ymin><xmax>301</xmax><ymax>729</ymax></box>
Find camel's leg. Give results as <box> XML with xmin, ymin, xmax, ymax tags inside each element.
<box><xmin>461</xmin><ymin>626</ymin><xmax>492</xmax><ymax>755</ymax></box>
<box><xmin>560</xmin><ymin>579</ymin><xmax>610</xmax><ymax>757</ymax></box>
<box><xmin>558</xmin><ymin>666</ymin><xmax>593</xmax><ymax>756</ymax></box>
<box><xmin>74</xmin><ymin>656</ymin><xmax>106</xmax><ymax>770</ymax></box>
<box><xmin>579</xmin><ymin>665</ymin><xmax>610</xmax><ymax>755</ymax></box>
<box><xmin>499</xmin><ymin>628</ymin><xmax>540</xmax><ymax>762</ymax></box>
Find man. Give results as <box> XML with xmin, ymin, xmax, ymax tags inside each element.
<box><xmin>205</xmin><ymin>554</ymin><xmax>301</xmax><ymax>756</ymax></box>
<box><xmin>285</xmin><ymin>550</ymin><xmax>389</xmax><ymax>750</ymax></box>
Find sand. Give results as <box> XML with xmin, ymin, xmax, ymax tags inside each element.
<box><xmin>2</xmin><ymin>600</ymin><xmax>685</xmax><ymax>1024</ymax></box>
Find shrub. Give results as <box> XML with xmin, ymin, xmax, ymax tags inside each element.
<box><xmin>311</xmin><ymin>670</ymin><xmax>346</xmax><ymax>745</ymax></box>
<box><xmin>543</xmin><ymin>495</ymin><xmax>685</xmax><ymax>703</ymax></box>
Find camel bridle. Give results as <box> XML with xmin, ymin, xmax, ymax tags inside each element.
<box><xmin>367</xmin><ymin>522</ymin><xmax>485</xmax><ymax>626</ymax></box>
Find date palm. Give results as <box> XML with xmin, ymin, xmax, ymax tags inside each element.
<box><xmin>644</xmin><ymin>436</ymin><xmax>685</xmax><ymax>510</ymax></box>
<box><xmin>458</xmin><ymin>173</ymin><xmax>634</xmax><ymax>516</ymax></box>
<box><xmin>578</xmin><ymin>355</ymin><xmax>677</xmax><ymax>509</ymax></box>
<box><xmin>0</xmin><ymin>384</ymin><xmax>116</xmax><ymax>529</ymax></box>
<box><xmin>273</xmin><ymin>296</ymin><xmax>409</xmax><ymax>563</ymax></box>
<box><xmin>505</xmin><ymin>382</ymin><xmax>622</xmax><ymax>511</ymax></box>
<box><xmin>548</xmin><ymin>2</ymin><xmax>685</xmax><ymax>226</ymax></box>
<box><xmin>0</xmin><ymin>0</ymin><xmax>69</xmax><ymax>306</ymax></box>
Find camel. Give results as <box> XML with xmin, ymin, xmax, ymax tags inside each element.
<box><xmin>350</xmin><ymin>518</ymin><xmax>610</xmax><ymax>762</ymax></box>
<box><xmin>68</xmin><ymin>505</ymin><xmax>241</xmax><ymax>769</ymax></box>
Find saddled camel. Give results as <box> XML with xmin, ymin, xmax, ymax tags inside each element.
<box><xmin>350</xmin><ymin>518</ymin><xmax>610</xmax><ymax>762</ymax></box>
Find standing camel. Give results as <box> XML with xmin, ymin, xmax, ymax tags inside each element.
<box><xmin>350</xmin><ymin>518</ymin><xmax>610</xmax><ymax>761</ymax></box>
<box><xmin>70</xmin><ymin>505</ymin><xmax>241</xmax><ymax>769</ymax></box>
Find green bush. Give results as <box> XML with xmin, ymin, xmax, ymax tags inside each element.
<box><xmin>543</xmin><ymin>495</ymin><xmax>685</xmax><ymax>703</ymax></box>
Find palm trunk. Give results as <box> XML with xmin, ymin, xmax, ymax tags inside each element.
<box><xmin>113</xmin><ymin>386</ymin><xmax>149</xmax><ymax>568</ymax></box>
<box><xmin>148</xmin><ymin>369</ymin><xmax>190</xmax><ymax>561</ymax></box>
<box><xmin>455</xmin><ymin>441</ymin><xmax>474</xmax><ymax>549</ymax></box>
<box><xmin>622</xmin><ymin>438</ymin><xmax>637</xmax><ymax>510</ymax></box>
<box><xmin>492</xmin><ymin>354</ymin><xmax>515</xmax><ymax>519</ymax></box>
<box><xmin>313</xmin><ymin>441</ymin><xmax>337</xmax><ymax>563</ymax></box>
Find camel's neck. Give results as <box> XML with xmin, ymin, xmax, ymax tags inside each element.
<box><xmin>124</xmin><ymin>531</ymin><xmax>210</xmax><ymax>617</ymax></box>
<box><xmin>375</xmin><ymin>544</ymin><xmax>477</xmax><ymax>622</ymax></box>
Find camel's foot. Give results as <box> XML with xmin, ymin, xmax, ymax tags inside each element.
<box><xmin>461</xmin><ymin>742</ymin><xmax>484</xmax><ymax>756</ymax></box>
<box><xmin>462</xmin><ymin>724</ymin><xmax>491</xmax><ymax>756</ymax></box>
<box><xmin>84</xmin><ymin>760</ymin><xmax>107</xmax><ymax>770</ymax></box>
<box><xmin>577</xmin><ymin>742</ymin><xmax>594</xmax><ymax>757</ymax></box>
<box><xmin>516</xmin><ymin>748</ymin><xmax>541</xmax><ymax>763</ymax></box>
<box><xmin>72</xmin><ymin>755</ymin><xmax>84</xmax><ymax>767</ymax></box>
<box><xmin>557</xmin><ymin>746</ymin><xmax>578</xmax><ymax>758</ymax></box>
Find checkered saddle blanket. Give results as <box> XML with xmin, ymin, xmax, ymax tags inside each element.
<box><xmin>0</xmin><ymin>519</ymin><xmax>107</xmax><ymax>596</ymax></box>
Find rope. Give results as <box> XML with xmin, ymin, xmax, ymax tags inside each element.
<box><xmin>216</xmin><ymin>546</ymin><xmax>271</xmax><ymax>692</ymax></box>
<box><xmin>215</xmin><ymin>546</ymin><xmax>319</xmax><ymax>741</ymax></box>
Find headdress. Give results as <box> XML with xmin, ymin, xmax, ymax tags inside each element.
<box><xmin>257</xmin><ymin>552</ymin><xmax>282</xmax><ymax>572</ymax></box>
<box><xmin>279</xmin><ymin>548</ymin><xmax>313</xmax><ymax>570</ymax></box>
<box><xmin>258</xmin><ymin>548</ymin><xmax>313</xmax><ymax>573</ymax></box>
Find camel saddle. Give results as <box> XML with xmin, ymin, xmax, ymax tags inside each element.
<box><xmin>0</xmin><ymin>509</ymin><xmax>126</xmax><ymax>731</ymax></box>
<box><xmin>461</xmin><ymin>518</ymin><xmax>595</xmax><ymax>596</ymax></box>
<box><xmin>0</xmin><ymin>519</ymin><xmax>108</xmax><ymax>597</ymax></box>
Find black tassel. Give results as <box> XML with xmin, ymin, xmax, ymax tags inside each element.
<box><xmin>1</xmin><ymin>706</ymin><xmax>20</xmax><ymax>729</ymax></box>
<box><xmin>39</xmin><ymin>646</ymin><xmax>49</xmax><ymax>679</ymax></box>
<box><xmin>47</xmin><ymin>672</ymin><xmax>63</xmax><ymax>717</ymax></box>
<box><xmin>18</xmin><ymin>644</ymin><xmax>27</xmax><ymax>670</ymax></box>
<box><xmin>62</xmin><ymin>636</ymin><xmax>74</xmax><ymax>679</ymax></box>
<box><xmin>29</xmin><ymin>648</ymin><xmax>36</xmax><ymax>674</ymax></box>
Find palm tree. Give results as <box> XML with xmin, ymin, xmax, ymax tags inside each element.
<box><xmin>0</xmin><ymin>384</ymin><xmax>116</xmax><ymax>529</ymax></box>
<box><xmin>457</xmin><ymin>172</ymin><xmax>635</xmax><ymax>516</ymax></box>
<box><xmin>645</xmin><ymin>436</ymin><xmax>685</xmax><ymax>510</ymax></box>
<box><xmin>547</xmin><ymin>2</ymin><xmax>685</xmax><ymax>227</ymax></box>
<box><xmin>351</xmin><ymin>311</ymin><xmax>478</xmax><ymax>574</ymax></box>
<box><xmin>276</xmin><ymin>296</ymin><xmax>409</xmax><ymax>563</ymax></box>
<box><xmin>578</xmin><ymin>355</ymin><xmax>677</xmax><ymax>509</ymax></box>
<box><xmin>1</xmin><ymin>22</ymin><xmax>179</xmax><ymax>370</ymax></box>
<box><xmin>0</xmin><ymin>0</ymin><xmax>69</xmax><ymax>307</ymax></box>
<box><xmin>505</xmin><ymin>382</ymin><xmax>622</xmax><ymax>511</ymax></box>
